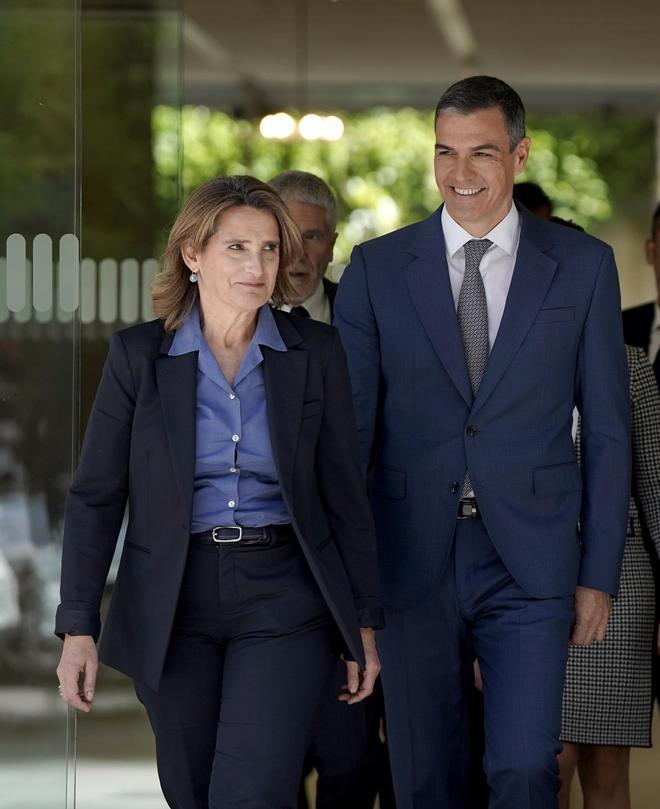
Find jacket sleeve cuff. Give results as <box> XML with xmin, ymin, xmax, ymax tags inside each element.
<box><xmin>576</xmin><ymin>566</ymin><xmax>621</xmax><ymax>598</ymax></box>
<box><xmin>355</xmin><ymin>598</ymin><xmax>385</xmax><ymax>630</ymax></box>
<box><xmin>54</xmin><ymin>604</ymin><xmax>101</xmax><ymax>642</ymax></box>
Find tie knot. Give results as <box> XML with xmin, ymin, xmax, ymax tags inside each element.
<box><xmin>464</xmin><ymin>239</ymin><xmax>492</xmax><ymax>267</ymax></box>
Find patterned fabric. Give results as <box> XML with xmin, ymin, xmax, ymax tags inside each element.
<box><xmin>458</xmin><ymin>238</ymin><xmax>492</xmax><ymax>495</ymax></box>
<box><xmin>561</xmin><ymin>345</ymin><xmax>660</xmax><ymax>746</ymax></box>
<box><xmin>457</xmin><ymin>239</ymin><xmax>492</xmax><ymax>393</ymax></box>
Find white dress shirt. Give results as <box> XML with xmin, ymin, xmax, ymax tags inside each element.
<box><xmin>441</xmin><ymin>203</ymin><xmax>521</xmax><ymax>350</ymax></box>
<box><xmin>648</xmin><ymin>302</ymin><xmax>660</xmax><ymax>365</ymax></box>
<box><xmin>281</xmin><ymin>279</ymin><xmax>332</xmax><ymax>325</ymax></box>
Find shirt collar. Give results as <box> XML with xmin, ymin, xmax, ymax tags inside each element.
<box><xmin>650</xmin><ymin>301</ymin><xmax>660</xmax><ymax>332</ymax></box>
<box><xmin>279</xmin><ymin>277</ymin><xmax>326</xmax><ymax>316</ymax></box>
<box><xmin>441</xmin><ymin>202</ymin><xmax>520</xmax><ymax>259</ymax></box>
<box><xmin>168</xmin><ymin>303</ymin><xmax>203</xmax><ymax>356</ymax></box>
<box><xmin>302</xmin><ymin>278</ymin><xmax>326</xmax><ymax>312</ymax></box>
<box><xmin>168</xmin><ymin>303</ymin><xmax>287</xmax><ymax>358</ymax></box>
<box><xmin>254</xmin><ymin>303</ymin><xmax>287</xmax><ymax>352</ymax></box>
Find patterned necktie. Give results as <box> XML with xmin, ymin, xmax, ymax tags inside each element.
<box><xmin>457</xmin><ymin>238</ymin><xmax>492</xmax><ymax>495</ymax></box>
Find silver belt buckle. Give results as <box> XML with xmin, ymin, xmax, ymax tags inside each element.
<box><xmin>212</xmin><ymin>525</ymin><xmax>243</xmax><ymax>543</ymax></box>
<box><xmin>457</xmin><ymin>499</ymin><xmax>478</xmax><ymax>520</ymax></box>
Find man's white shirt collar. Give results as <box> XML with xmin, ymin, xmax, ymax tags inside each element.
<box><xmin>652</xmin><ymin>302</ymin><xmax>660</xmax><ymax>333</ymax></box>
<box><xmin>280</xmin><ymin>278</ymin><xmax>331</xmax><ymax>324</ymax></box>
<box><xmin>302</xmin><ymin>278</ymin><xmax>327</xmax><ymax>316</ymax></box>
<box><xmin>441</xmin><ymin>203</ymin><xmax>520</xmax><ymax>259</ymax></box>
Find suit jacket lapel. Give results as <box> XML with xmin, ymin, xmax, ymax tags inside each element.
<box><xmin>262</xmin><ymin>311</ymin><xmax>307</xmax><ymax>499</ymax></box>
<box><xmin>404</xmin><ymin>209</ymin><xmax>473</xmax><ymax>407</ymax></box>
<box><xmin>472</xmin><ymin>212</ymin><xmax>558</xmax><ymax>416</ymax></box>
<box><xmin>155</xmin><ymin>333</ymin><xmax>198</xmax><ymax>524</ymax></box>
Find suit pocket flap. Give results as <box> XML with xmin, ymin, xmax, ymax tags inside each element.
<box><xmin>534</xmin><ymin>306</ymin><xmax>575</xmax><ymax>324</ymax></box>
<box><xmin>301</xmin><ymin>400</ymin><xmax>322</xmax><ymax>418</ymax></box>
<box><xmin>533</xmin><ymin>462</ymin><xmax>582</xmax><ymax>496</ymax></box>
<box><xmin>368</xmin><ymin>465</ymin><xmax>407</xmax><ymax>500</ymax></box>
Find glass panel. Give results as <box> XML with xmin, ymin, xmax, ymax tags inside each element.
<box><xmin>0</xmin><ymin>1</ymin><xmax>80</xmax><ymax>807</ymax></box>
<box><xmin>71</xmin><ymin>2</ymin><xmax>182</xmax><ymax>807</ymax></box>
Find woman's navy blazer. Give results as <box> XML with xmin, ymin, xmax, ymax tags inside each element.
<box><xmin>55</xmin><ymin>309</ymin><xmax>383</xmax><ymax>689</ymax></box>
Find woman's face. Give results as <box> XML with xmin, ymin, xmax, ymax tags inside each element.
<box><xmin>183</xmin><ymin>205</ymin><xmax>281</xmax><ymax>316</ymax></box>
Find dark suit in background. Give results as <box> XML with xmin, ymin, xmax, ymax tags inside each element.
<box><xmin>294</xmin><ymin>276</ymin><xmax>395</xmax><ymax>809</ymax></box>
<box><xmin>323</xmin><ymin>277</ymin><xmax>338</xmax><ymax>311</ymax></box>
<box><xmin>623</xmin><ymin>301</ymin><xmax>654</xmax><ymax>353</ymax></box>
<box><xmin>623</xmin><ymin>301</ymin><xmax>660</xmax><ymax>385</ymax></box>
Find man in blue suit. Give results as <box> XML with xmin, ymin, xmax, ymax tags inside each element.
<box><xmin>334</xmin><ymin>76</ymin><xmax>631</xmax><ymax>809</ymax></box>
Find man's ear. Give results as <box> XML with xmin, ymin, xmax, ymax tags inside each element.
<box><xmin>645</xmin><ymin>237</ymin><xmax>656</xmax><ymax>267</ymax></box>
<box><xmin>181</xmin><ymin>241</ymin><xmax>198</xmax><ymax>272</ymax></box>
<box><xmin>514</xmin><ymin>137</ymin><xmax>531</xmax><ymax>175</ymax></box>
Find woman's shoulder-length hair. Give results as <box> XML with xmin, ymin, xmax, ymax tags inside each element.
<box><xmin>152</xmin><ymin>175</ymin><xmax>302</xmax><ymax>332</ymax></box>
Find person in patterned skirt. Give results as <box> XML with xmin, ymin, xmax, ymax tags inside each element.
<box><xmin>559</xmin><ymin>344</ymin><xmax>660</xmax><ymax>809</ymax></box>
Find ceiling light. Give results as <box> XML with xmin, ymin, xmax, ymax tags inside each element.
<box><xmin>322</xmin><ymin>115</ymin><xmax>344</xmax><ymax>141</ymax></box>
<box><xmin>426</xmin><ymin>0</ymin><xmax>478</xmax><ymax>65</ymax></box>
<box><xmin>259</xmin><ymin>112</ymin><xmax>296</xmax><ymax>139</ymax></box>
<box><xmin>299</xmin><ymin>113</ymin><xmax>324</xmax><ymax>140</ymax></box>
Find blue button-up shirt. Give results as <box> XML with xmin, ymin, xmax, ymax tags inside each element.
<box><xmin>169</xmin><ymin>304</ymin><xmax>290</xmax><ymax>531</ymax></box>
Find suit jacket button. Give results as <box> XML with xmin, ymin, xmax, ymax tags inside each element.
<box><xmin>466</xmin><ymin>425</ymin><xmax>478</xmax><ymax>437</ymax></box>
<box><xmin>450</xmin><ymin>481</ymin><xmax>459</xmax><ymax>493</ymax></box>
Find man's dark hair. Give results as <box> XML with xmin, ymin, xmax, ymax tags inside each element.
<box><xmin>652</xmin><ymin>202</ymin><xmax>660</xmax><ymax>238</ymax></box>
<box><xmin>513</xmin><ymin>182</ymin><xmax>552</xmax><ymax>215</ymax></box>
<box><xmin>434</xmin><ymin>75</ymin><xmax>526</xmax><ymax>151</ymax></box>
<box><xmin>550</xmin><ymin>215</ymin><xmax>584</xmax><ymax>233</ymax></box>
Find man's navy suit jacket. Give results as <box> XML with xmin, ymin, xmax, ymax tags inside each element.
<box><xmin>55</xmin><ymin>310</ymin><xmax>382</xmax><ymax>690</ymax></box>
<box><xmin>335</xmin><ymin>205</ymin><xmax>631</xmax><ymax>609</ymax></box>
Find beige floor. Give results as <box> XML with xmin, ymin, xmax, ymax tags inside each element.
<box><xmin>2</xmin><ymin>684</ymin><xmax>658</xmax><ymax>807</ymax></box>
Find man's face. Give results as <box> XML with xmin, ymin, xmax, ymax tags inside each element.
<box><xmin>434</xmin><ymin>106</ymin><xmax>530</xmax><ymax>237</ymax></box>
<box><xmin>645</xmin><ymin>223</ymin><xmax>660</xmax><ymax>301</ymax></box>
<box><xmin>283</xmin><ymin>200</ymin><xmax>337</xmax><ymax>304</ymax></box>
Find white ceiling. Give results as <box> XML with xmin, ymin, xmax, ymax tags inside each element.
<box><xmin>183</xmin><ymin>0</ymin><xmax>660</xmax><ymax>113</ymax></box>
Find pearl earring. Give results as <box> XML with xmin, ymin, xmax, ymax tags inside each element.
<box><xmin>189</xmin><ymin>272</ymin><xmax>198</xmax><ymax>283</ymax></box>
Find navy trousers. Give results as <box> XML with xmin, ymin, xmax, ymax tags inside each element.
<box><xmin>135</xmin><ymin>538</ymin><xmax>339</xmax><ymax>809</ymax></box>
<box><xmin>298</xmin><ymin>668</ymin><xmax>395</xmax><ymax>809</ymax></box>
<box><xmin>378</xmin><ymin>517</ymin><xmax>574</xmax><ymax>809</ymax></box>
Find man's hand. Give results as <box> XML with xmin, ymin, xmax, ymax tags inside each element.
<box><xmin>56</xmin><ymin>634</ymin><xmax>98</xmax><ymax>713</ymax></box>
<box><xmin>570</xmin><ymin>586</ymin><xmax>611</xmax><ymax>645</ymax></box>
<box><xmin>339</xmin><ymin>627</ymin><xmax>381</xmax><ymax>705</ymax></box>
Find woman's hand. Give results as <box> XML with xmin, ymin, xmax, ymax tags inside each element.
<box><xmin>339</xmin><ymin>627</ymin><xmax>381</xmax><ymax>705</ymax></box>
<box><xmin>473</xmin><ymin>659</ymin><xmax>483</xmax><ymax>692</ymax></box>
<box><xmin>56</xmin><ymin>634</ymin><xmax>98</xmax><ymax>713</ymax></box>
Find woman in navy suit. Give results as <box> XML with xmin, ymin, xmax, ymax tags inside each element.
<box><xmin>55</xmin><ymin>175</ymin><xmax>382</xmax><ymax>809</ymax></box>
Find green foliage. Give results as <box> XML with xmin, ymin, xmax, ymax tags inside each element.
<box><xmin>527</xmin><ymin>115</ymin><xmax>656</xmax><ymax>224</ymax></box>
<box><xmin>520</xmin><ymin>127</ymin><xmax>611</xmax><ymax>227</ymax></box>
<box><xmin>0</xmin><ymin>9</ymin><xmax>77</xmax><ymax>239</ymax></box>
<box><xmin>153</xmin><ymin>105</ymin><xmax>438</xmax><ymax>261</ymax></box>
<box><xmin>153</xmin><ymin>105</ymin><xmax>655</xmax><ymax>262</ymax></box>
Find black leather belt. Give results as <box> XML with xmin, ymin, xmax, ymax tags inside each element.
<box><xmin>190</xmin><ymin>523</ymin><xmax>295</xmax><ymax>547</ymax></box>
<box><xmin>457</xmin><ymin>498</ymin><xmax>481</xmax><ymax>520</ymax></box>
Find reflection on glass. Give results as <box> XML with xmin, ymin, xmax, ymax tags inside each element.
<box><xmin>0</xmin><ymin>0</ymin><xmax>79</xmax><ymax>806</ymax></box>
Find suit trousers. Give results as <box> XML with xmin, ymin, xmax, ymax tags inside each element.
<box><xmin>298</xmin><ymin>667</ymin><xmax>395</xmax><ymax>809</ymax></box>
<box><xmin>134</xmin><ymin>537</ymin><xmax>339</xmax><ymax>809</ymax></box>
<box><xmin>378</xmin><ymin>517</ymin><xmax>574</xmax><ymax>809</ymax></box>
